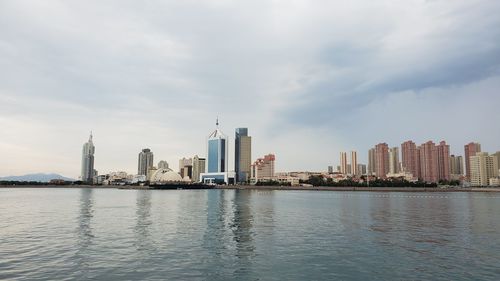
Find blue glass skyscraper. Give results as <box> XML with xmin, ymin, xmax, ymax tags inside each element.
<box><xmin>206</xmin><ymin>119</ymin><xmax>228</xmax><ymax>173</ymax></box>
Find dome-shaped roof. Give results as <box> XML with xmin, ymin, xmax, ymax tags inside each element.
<box><xmin>150</xmin><ymin>168</ymin><xmax>183</xmax><ymax>183</ymax></box>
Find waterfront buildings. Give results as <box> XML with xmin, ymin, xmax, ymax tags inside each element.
<box><xmin>374</xmin><ymin>143</ymin><xmax>389</xmax><ymax>178</ymax></box>
<box><xmin>192</xmin><ymin>155</ymin><xmax>206</xmax><ymax>183</ymax></box>
<box><xmin>368</xmin><ymin>148</ymin><xmax>376</xmax><ymax>176</ymax></box>
<box><xmin>357</xmin><ymin>164</ymin><xmax>367</xmax><ymax>176</ymax></box>
<box><xmin>138</xmin><ymin>148</ymin><xmax>154</xmax><ymax>176</ymax></box>
<box><xmin>200</xmin><ymin>119</ymin><xmax>234</xmax><ymax>184</ymax></box>
<box><xmin>235</xmin><ymin>128</ymin><xmax>252</xmax><ymax>183</ymax></box>
<box><xmin>465</xmin><ymin>142</ymin><xmax>481</xmax><ymax>180</ymax></box>
<box><xmin>470</xmin><ymin>152</ymin><xmax>499</xmax><ymax>186</ymax></box>
<box><xmin>251</xmin><ymin>154</ymin><xmax>276</xmax><ymax>182</ymax></box>
<box><xmin>340</xmin><ymin>152</ymin><xmax>348</xmax><ymax>175</ymax></box>
<box><xmin>389</xmin><ymin>147</ymin><xmax>400</xmax><ymax>175</ymax></box>
<box><xmin>449</xmin><ymin>155</ymin><xmax>464</xmax><ymax>177</ymax></box>
<box><xmin>418</xmin><ymin>141</ymin><xmax>439</xmax><ymax>183</ymax></box>
<box><xmin>158</xmin><ymin>160</ymin><xmax>169</xmax><ymax>169</ymax></box>
<box><xmin>437</xmin><ymin>141</ymin><xmax>451</xmax><ymax>181</ymax></box>
<box><xmin>328</xmin><ymin>166</ymin><xmax>334</xmax><ymax>174</ymax></box>
<box><xmin>81</xmin><ymin>132</ymin><xmax>95</xmax><ymax>183</ymax></box>
<box><xmin>350</xmin><ymin>151</ymin><xmax>358</xmax><ymax>176</ymax></box>
<box><xmin>179</xmin><ymin>157</ymin><xmax>193</xmax><ymax>179</ymax></box>
<box><xmin>401</xmin><ymin>140</ymin><xmax>419</xmax><ymax>179</ymax></box>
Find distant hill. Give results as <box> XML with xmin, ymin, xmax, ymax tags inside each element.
<box><xmin>0</xmin><ymin>173</ymin><xmax>76</xmax><ymax>182</ymax></box>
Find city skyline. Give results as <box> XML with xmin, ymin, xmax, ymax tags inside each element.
<box><xmin>1</xmin><ymin>1</ymin><xmax>500</xmax><ymax>178</ymax></box>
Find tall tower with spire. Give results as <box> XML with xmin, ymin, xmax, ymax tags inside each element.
<box><xmin>81</xmin><ymin>132</ymin><xmax>95</xmax><ymax>183</ymax></box>
<box><xmin>206</xmin><ymin>117</ymin><xmax>228</xmax><ymax>173</ymax></box>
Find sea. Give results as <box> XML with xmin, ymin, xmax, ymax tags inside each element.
<box><xmin>1</xmin><ymin>188</ymin><xmax>499</xmax><ymax>280</ymax></box>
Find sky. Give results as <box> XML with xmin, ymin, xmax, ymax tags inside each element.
<box><xmin>1</xmin><ymin>0</ymin><xmax>499</xmax><ymax>179</ymax></box>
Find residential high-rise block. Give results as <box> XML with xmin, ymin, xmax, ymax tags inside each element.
<box><xmin>449</xmin><ymin>155</ymin><xmax>464</xmax><ymax>176</ymax></box>
<box><xmin>340</xmin><ymin>152</ymin><xmax>348</xmax><ymax>175</ymax></box>
<box><xmin>350</xmin><ymin>151</ymin><xmax>358</xmax><ymax>176</ymax></box>
<box><xmin>81</xmin><ymin>132</ymin><xmax>95</xmax><ymax>183</ymax></box>
<box><xmin>251</xmin><ymin>154</ymin><xmax>275</xmax><ymax>181</ymax></box>
<box><xmin>179</xmin><ymin>157</ymin><xmax>193</xmax><ymax>179</ymax></box>
<box><xmin>357</xmin><ymin>164</ymin><xmax>367</xmax><ymax>176</ymax></box>
<box><xmin>374</xmin><ymin>143</ymin><xmax>389</xmax><ymax>178</ymax></box>
<box><xmin>465</xmin><ymin>142</ymin><xmax>481</xmax><ymax>180</ymax></box>
<box><xmin>401</xmin><ymin>140</ymin><xmax>419</xmax><ymax>179</ymax></box>
<box><xmin>470</xmin><ymin>152</ymin><xmax>499</xmax><ymax>186</ymax></box>
<box><xmin>389</xmin><ymin>147</ymin><xmax>400</xmax><ymax>175</ymax></box>
<box><xmin>328</xmin><ymin>166</ymin><xmax>334</xmax><ymax>174</ymax></box>
<box><xmin>368</xmin><ymin>148</ymin><xmax>376</xmax><ymax>176</ymax></box>
<box><xmin>436</xmin><ymin>141</ymin><xmax>451</xmax><ymax>181</ymax></box>
<box><xmin>192</xmin><ymin>155</ymin><xmax>206</xmax><ymax>183</ymax></box>
<box><xmin>418</xmin><ymin>141</ymin><xmax>438</xmax><ymax>183</ymax></box>
<box><xmin>138</xmin><ymin>148</ymin><xmax>154</xmax><ymax>176</ymax></box>
<box><xmin>235</xmin><ymin>128</ymin><xmax>252</xmax><ymax>183</ymax></box>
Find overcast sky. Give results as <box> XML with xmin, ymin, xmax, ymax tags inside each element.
<box><xmin>1</xmin><ymin>0</ymin><xmax>499</xmax><ymax>178</ymax></box>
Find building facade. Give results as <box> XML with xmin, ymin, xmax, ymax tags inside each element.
<box><xmin>401</xmin><ymin>140</ymin><xmax>419</xmax><ymax>179</ymax></box>
<box><xmin>418</xmin><ymin>141</ymin><xmax>439</xmax><ymax>183</ymax></box>
<box><xmin>179</xmin><ymin>157</ymin><xmax>193</xmax><ymax>179</ymax></box>
<box><xmin>251</xmin><ymin>154</ymin><xmax>276</xmax><ymax>182</ymax></box>
<box><xmin>374</xmin><ymin>143</ymin><xmax>389</xmax><ymax>178</ymax></box>
<box><xmin>200</xmin><ymin>119</ymin><xmax>234</xmax><ymax>184</ymax></box>
<box><xmin>192</xmin><ymin>155</ymin><xmax>206</xmax><ymax>183</ymax></box>
<box><xmin>340</xmin><ymin>152</ymin><xmax>348</xmax><ymax>175</ymax></box>
<box><xmin>368</xmin><ymin>148</ymin><xmax>376</xmax><ymax>176</ymax></box>
<box><xmin>436</xmin><ymin>141</ymin><xmax>451</xmax><ymax>181</ymax></box>
<box><xmin>449</xmin><ymin>155</ymin><xmax>464</xmax><ymax>177</ymax></box>
<box><xmin>138</xmin><ymin>148</ymin><xmax>154</xmax><ymax>176</ymax></box>
<box><xmin>464</xmin><ymin>142</ymin><xmax>481</xmax><ymax>180</ymax></box>
<box><xmin>158</xmin><ymin>160</ymin><xmax>169</xmax><ymax>169</ymax></box>
<box><xmin>81</xmin><ymin>132</ymin><xmax>95</xmax><ymax>183</ymax></box>
<box><xmin>470</xmin><ymin>152</ymin><xmax>499</xmax><ymax>186</ymax></box>
<box><xmin>389</xmin><ymin>147</ymin><xmax>400</xmax><ymax>175</ymax></box>
<box><xmin>350</xmin><ymin>151</ymin><xmax>358</xmax><ymax>176</ymax></box>
<box><xmin>235</xmin><ymin>128</ymin><xmax>252</xmax><ymax>183</ymax></box>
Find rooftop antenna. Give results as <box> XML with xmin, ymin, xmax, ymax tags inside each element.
<box><xmin>216</xmin><ymin>116</ymin><xmax>219</xmax><ymax>128</ymax></box>
<box><xmin>89</xmin><ymin>130</ymin><xmax>93</xmax><ymax>141</ymax></box>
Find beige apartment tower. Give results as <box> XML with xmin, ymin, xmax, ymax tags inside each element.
<box><xmin>470</xmin><ymin>152</ymin><xmax>499</xmax><ymax>186</ymax></box>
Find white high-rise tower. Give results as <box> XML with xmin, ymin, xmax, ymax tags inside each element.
<box><xmin>81</xmin><ymin>132</ymin><xmax>95</xmax><ymax>183</ymax></box>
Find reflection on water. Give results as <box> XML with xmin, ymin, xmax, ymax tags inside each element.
<box><xmin>75</xmin><ymin>189</ymin><xmax>94</xmax><ymax>277</ymax></box>
<box><xmin>2</xmin><ymin>189</ymin><xmax>500</xmax><ymax>281</ymax></box>
<box><xmin>135</xmin><ymin>190</ymin><xmax>152</xmax><ymax>252</ymax></box>
<box><xmin>231</xmin><ymin>190</ymin><xmax>255</xmax><ymax>276</ymax></box>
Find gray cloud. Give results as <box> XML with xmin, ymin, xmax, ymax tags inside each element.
<box><xmin>1</xmin><ymin>0</ymin><xmax>499</xmax><ymax>177</ymax></box>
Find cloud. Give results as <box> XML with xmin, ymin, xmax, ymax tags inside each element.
<box><xmin>0</xmin><ymin>0</ymin><xmax>499</xmax><ymax>177</ymax></box>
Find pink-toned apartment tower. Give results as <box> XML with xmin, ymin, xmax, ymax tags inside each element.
<box><xmin>418</xmin><ymin>141</ymin><xmax>439</xmax><ymax>183</ymax></box>
<box><xmin>401</xmin><ymin>140</ymin><xmax>419</xmax><ymax>179</ymax></box>
<box><xmin>437</xmin><ymin>141</ymin><xmax>450</xmax><ymax>181</ymax></box>
<box><xmin>464</xmin><ymin>142</ymin><xmax>481</xmax><ymax>180</ymax></box>
<box><xmin>375</xmin><ymin>143</ymin><xmax>389</xmax><ymax>178</ymax></box>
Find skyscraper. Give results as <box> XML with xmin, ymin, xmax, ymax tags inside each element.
<box><xmin>207</xmin><ymin>118</ymin><xmax>228</xmax><ymax>173</ymax></box>
<box><xmin>388</xmin><ymin>147</ymin><xmax>400</xmax><ymax>175</ymax></box>
<box><xmin>470</xmin><ymin>152</ymin><xmax>499</xmax><ymax>186</ymax></box>
<box><xmin>465</xmin><ymin>142</ymin><xmax>481</xmax><ymax>180</ymax></box>
<box><xmin>374</xmin><ymin>143</ymin><xmax>389</xmax><ymax>178</ymax></box>
<box><xmin>350</xmin><ymin>151</ymin><xmax>358</xmax><ymax>176</ymax></box>
<box><xmin>368</xmin><ymin>148</ymin><xmax>376</xmax><ymax>176</ymax></box>
<box><xmin>138</xmin><ymin>148</ymin><xmax>154</xmax><ymax>176</ymax></box>
<box><xmin>200</xmin><ymin>118</ymin><xmax>235</xmax><ymax>184</ymax></box>
<box><xmin>418</xmin><ymin>141</ymin><xmax>438</xmax><ymax>183</ymax></box>
<box><xmin>192</xmin><ymin>155</ymin><xmax>206</xmax><ymax>183</ymax></box>
<box><xmin>235</xmin><ymin>128</ymin><xmax>252</xmax><ymax>183</ymax></box>
<box><xmin>340</xmin><ymin>152</ymin><xmax>348</xmax><ymax>175</ymax></box>
<box><xmin>81</xmin><ymin>132</ymin><xmax>95</xmax><ymax>183</ymax></box>
<box><xmin>436</xmin><ymin>141</ymin><xmax>451</xmax><ymax>181</ymax></box>
<box><xmin>449</xmin><ymin>155</ymin><xmax>464</xmax><ymax>176</ymax></box>
<box><xmin>401</xmin><ymin>140</ymin><xmax>419</xmax><ymax>179</ymax></box>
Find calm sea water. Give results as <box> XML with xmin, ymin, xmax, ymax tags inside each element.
<box><xmin>1</xmin><ymin>188</ymin><xmax>500</xmax><ymax>281</ymax></box>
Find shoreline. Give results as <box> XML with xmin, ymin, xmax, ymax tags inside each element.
<box><xmin>1</xmin><ymin>185</ymin><xmax>500</xmax><ymax>192</ymax></box>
